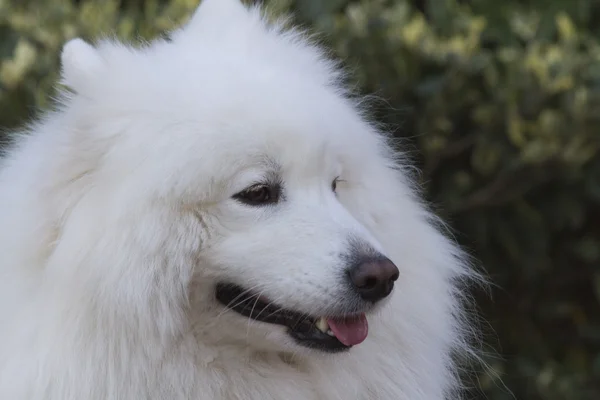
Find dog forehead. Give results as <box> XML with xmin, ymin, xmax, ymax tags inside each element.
<box><xmin>181</xmin><ymin>78</ymin><xmax>369</xmax><ymax>171</ymax></box>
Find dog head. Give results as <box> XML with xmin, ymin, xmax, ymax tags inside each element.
<box><xmin>46</xmin><ymin>0</ymin><xmax>471</xmax><ymax>358</ymax></box>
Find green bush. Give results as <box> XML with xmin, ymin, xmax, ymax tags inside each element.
<box><xmin>1</xmin><ymin>1</ymin><xmax>599</xmax><ymax>399</ymax></box>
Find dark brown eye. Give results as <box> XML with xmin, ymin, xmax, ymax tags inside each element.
<box><xmin>234</xmin><ymin>183</ymin><xmax>280</xmax><ymax>206</ymax></box>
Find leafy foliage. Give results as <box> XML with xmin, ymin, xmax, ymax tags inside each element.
<box><xmin>1</xmin><ymin>0</ymin><xmax>599</xmax><ymax>399</ymax></box>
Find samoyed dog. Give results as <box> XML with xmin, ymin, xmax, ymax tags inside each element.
<box><xmin>0</xmin><ymin>0</ymin><xmax>479</xmax><ymax>399</ymax></box>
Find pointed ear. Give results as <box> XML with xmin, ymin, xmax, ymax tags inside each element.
<box><xmin>60</xmin><ymin>38</ymin><xmax>105</xmax><ymax>92</ymax></box>
<box><xmin>173</xmin><ymin>0</ymin><xmax>252</xmax><ymax>40</ymax></box>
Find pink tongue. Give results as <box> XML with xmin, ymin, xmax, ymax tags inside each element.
<box><xmin>326</xmin><ymin>314</ymin><xmax>368</xmax><ymax>346</ymax></box>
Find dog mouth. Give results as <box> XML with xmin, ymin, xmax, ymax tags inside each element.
<box><xmin>215</xmin><ymin>283</ymin><xmax>368</xmax><ymax>353</ymax></box>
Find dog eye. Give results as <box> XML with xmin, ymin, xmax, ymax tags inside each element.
<box><xmin>234</xmin><ymin>183</ymin><xmax>280</xmax><ymax>206</ymax></box>
<box><xmin>332</xmin><ymin>177</ymin><xmax>339</xmax><ymax>193</ymax></box>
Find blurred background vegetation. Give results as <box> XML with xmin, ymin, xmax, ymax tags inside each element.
<box><xmin>1</xmin><ymin>0</ymin><xmax>599</xmax><ymax>398</ymax></box>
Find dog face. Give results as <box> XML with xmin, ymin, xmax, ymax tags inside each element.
<box><xmin>54</xmin><ymin>0</ymin><xmax>412</xmax><ymax>354</ymax></box>
<box><xmin>190</xmin><ymin>101</ymin><xmax>399</xmax><ymax>351</ymax></box>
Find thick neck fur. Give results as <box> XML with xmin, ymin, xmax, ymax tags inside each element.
<box><xmin>4</xmin><ymin>294</ymin><xmax>448</xmax><ymax>400</ymax></box>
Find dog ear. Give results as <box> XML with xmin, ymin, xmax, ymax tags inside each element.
<box><xmin>60</xmin><ymin>38</ymin><xmax>105</xmax><ymax>92</ymax></box>
<box><xmin>174</xmin><ymin>0</ymin><xmax>251</xmax><ymax>40</ymax></box>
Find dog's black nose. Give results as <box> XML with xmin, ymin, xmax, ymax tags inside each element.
<box><xmin>349</xmin><ymin>257</ymin><xmax>399</xmax><ymax>302</ymax></box>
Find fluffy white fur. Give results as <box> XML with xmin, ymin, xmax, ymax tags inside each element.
<box><xmin>0</xmin><ymin>0</ymin><xmax>479</xmax><ymax>399</ymax></box>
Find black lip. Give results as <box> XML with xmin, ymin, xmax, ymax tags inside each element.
<box><xmin>215</xmin><ymin>283</ymin><xmax>351</xmax><ymax>353</ymax></box>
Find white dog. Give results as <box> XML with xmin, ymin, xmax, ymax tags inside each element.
<box><xmin>0</xmin><ymin>0</ymin><xmax>480</xmax><ymax>398</ymax></box>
